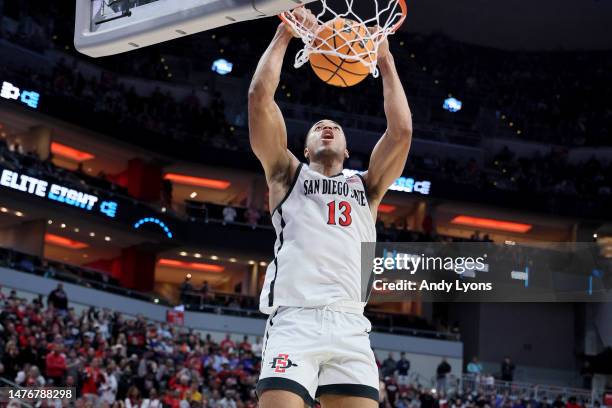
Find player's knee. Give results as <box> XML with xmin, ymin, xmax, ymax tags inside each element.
<box><xmin>258</xmin><ymin>389</ymin><xmax>308</xmax><ymax>408</ymax></box>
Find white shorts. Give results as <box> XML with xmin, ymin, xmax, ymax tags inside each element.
<box><xmin>256</xmin><ymin>301</ymin><xmax>379</xmax><ymax>406</ymax></box>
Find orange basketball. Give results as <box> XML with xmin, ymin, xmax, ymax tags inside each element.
<box><xmin>308</xmin><ymin>18</ymin><xmax>376</xmax><ymax>87</ymax></box>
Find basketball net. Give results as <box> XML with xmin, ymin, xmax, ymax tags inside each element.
<box><xmin>280</xmin><ymin>0</ymin><xmax>407</xmax><ymax>78</ymax></box>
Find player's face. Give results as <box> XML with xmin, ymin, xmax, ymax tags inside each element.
<box><xmin>304</xmin><ymin>120</ymin><xmax>348</xmax><ymax>163</ymax></box>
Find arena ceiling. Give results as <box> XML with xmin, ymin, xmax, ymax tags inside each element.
<box><xmin>401</xmin><ymin>0</ymin><xmax>612</xmax><ymax>51</ymax></box>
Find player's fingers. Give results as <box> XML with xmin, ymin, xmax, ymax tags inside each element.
<box><xmin>294</xmin><ymin>7</ymin><xmax>316</xmax><ymax>27</ymax></box>
<box><xmin>368</xmin><ymin>25</ymin><xmax>385</xmax><ymax>43</ymax></box>
<box><xmin>306</xmin><ymin>11</ymin><xmax>319</xmax><ymax>31</ymax></box>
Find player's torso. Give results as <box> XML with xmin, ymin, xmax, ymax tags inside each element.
<box><xmin>259</xmin><ymin>163</ymin><xmax>376</xmax><ymax>313</ymax></box>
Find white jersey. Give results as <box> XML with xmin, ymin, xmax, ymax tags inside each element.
<box><xmin>259</xmin><ymin>163</ymin><xmax>376</xmax><ymax>314</ymax></box>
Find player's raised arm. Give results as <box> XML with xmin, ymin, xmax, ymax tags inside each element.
<box><xmin>248</xmin><ymin>22</ymin><xmax>294</xmax><ymax>181</ymax></box>
<box><xmin>364</xmin><ymin>38</ymin><xmax>413</xmax><ymax>209</ymax></box>
<box><xmin>248</xmin><ymin>9</ymin><xmax>316</xmax><ymax>183</ymax></box>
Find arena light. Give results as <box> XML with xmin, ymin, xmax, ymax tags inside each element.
<box><xmin>133</xmin><ymin>217</ymin><xmax>173</xmax><ymax>239</ymax></box>
<box><xmin>378</xmin><ymin>204</ymin><xmax>396</xmax><ymax>213</ymax></box>
<box><xmin>443</xmin><ymin>97</ymin><xmax>462</xmax><ymax>113</ymax></box>
<box><xmin>451</xmin><ymin>215</ymin><xmax>532</xmax><ymax>233</ymax></box>
<box><xmin>45</xmin><ymin>233</ymin><xmax>89</xmax><ymax>249</ymax></box>
<box><xmin>343</xmin><ymin>169</ymin><xmax>431</xmax><ymax>195</ymax></box>
<box><xmin>158</xmin><ymin>258</ymin><xmax>224</xmax><ymax>273</ymax></box>
<box><xmin>212</xmin><ymin>58</ymin><xmax>233</xmax><ymax>75</ymax></box>
<box><xmin>51</xmin><ymin>142</ymin><xmax>95</xmax><ymax>162</ymax></box>
<box><xmin>163</xmin><ymin>173</ymin><xmax>230</xmax><ymax>190</ymax></box>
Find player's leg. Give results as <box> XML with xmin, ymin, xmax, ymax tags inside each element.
<box><xmin>257</xmin><ymin>308</ymin><xmax>320</xmax><ymax>407</ymax></box>
<box><xmin>259</xmin><ymin>390</ymin><xmax>310</xmax><ymax>408</ymax></box>
<box><xmin>317</xmin><ymin>311</ymin><xmax>380</xmax><ymax>408</ymax></box>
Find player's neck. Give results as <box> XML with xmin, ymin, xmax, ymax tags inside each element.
<box><xmin>308</xmin><ymin>161</ymin><xmax>344</xmax><ymax>177</ymax></box>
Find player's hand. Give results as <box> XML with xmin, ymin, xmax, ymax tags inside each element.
<box><xmin>282</xmin><ymin>7</ymin><xmax>318</xmax><ymax>38</ymax></box>
<box><xmin>377</xmin><ymin>37</ymin><xmax>390</xmax><ymax>61</ymax></box>
<box><xmin>369</xmin><ymin>26</ymin><xmax>390</xmax><ymax>61</ymax></box>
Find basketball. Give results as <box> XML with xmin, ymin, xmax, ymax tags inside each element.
<box><xmin>309</xmin><ymin>18</ymin><xmax>377</xmax><ymax>87</ymax></box>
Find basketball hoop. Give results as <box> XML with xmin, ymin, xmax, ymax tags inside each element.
<box><xmin>279</xmin><ymin>0</ymin><xmax>407</xmax><ymax>78</ymax></box>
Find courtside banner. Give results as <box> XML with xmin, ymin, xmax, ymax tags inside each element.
<box><xmin>360</xmin><ymin>242</ymin><xmax>612</xmax><ymax>302</ymax></box>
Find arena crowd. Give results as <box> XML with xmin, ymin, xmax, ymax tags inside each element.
<box><xmin>0</xmin><ymin>287</ymin><xmax>597</xmax><ymax>408</ymax></box>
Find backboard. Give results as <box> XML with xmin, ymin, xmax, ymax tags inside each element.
<box><xmin>74</xmin><ymin>0</ymin><xmax>314</xmax><ymax>58</ymax></box>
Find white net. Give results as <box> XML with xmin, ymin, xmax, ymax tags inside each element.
<box><xmin>280</xmin><ymin>0</ymin><xmax>407</xmax><ymax>78</ymax></box>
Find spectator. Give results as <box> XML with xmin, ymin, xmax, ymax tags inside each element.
<box><xmin>143</xmin><ymin>388</ymin><xmax>162</xmax><ymax>408</ymax></box>
<box><xmin>566</xmin><ymin>396</ymin><xmax>581</xmax><ymax>408</ymax></box>
<box><xmin>218</xmin><ymin>389</ymin><xmax>238</xmax><ymax>408</ymax></box>
<box><xmin>501</xmin><ymin>356</ymin><xmax>515</xmax><ymax>382</ymax></box>
<box><xmin>99</xmin><ymin>362</ymin><xmax>119</xmax><ymax>405</ymax></box>
<box><xmin>436</xmin><ymin>357</ymin><xmax>452</xmax><ymax>393</ymax></box>
<box><xmin>420</xmin><ymin>388</ymin><xmax>437</xmax><ymax>408</ymax></box>
<box><xmin>45</xmin><ymin>343</ymin><xmax>67</xmax><ymax>385</ymax></box>
<box><xmin>179</xmin><ymin>277</ymin><xmax>193</xmax><ymax>304</ymax></box>
<box><xmin>220</xmin><ymin>333</ymin><xmax>236</xmax><ymax>352</ymax></box>
<box><xmin>17</xmin><ymin>365</ymin><xmax>46</xmax><ymax>387</ymax></box>
<box><xmin>124</xmin><ymin>385</ymin><xmax>143</xmax><ymax>408</ymax></box>
<box><xmin>396</xmin><ymin>352</ymin><xmax>411</xmax><ymax>386</ymax></box>
<box><xmin>381</xmin><ymin>352</ymin><xmax>397</xmax><ymax>377</ymax></box>
<box><xmin>187</xmin><ymin>382</ymin><xmax>202</xmax><ymax>404</ymax></box>
<box><xmin>2</xmin><ymin>342</ymin><xmax>20</xmax><ymax>381</ymax></box>
<box><xmin>552</xmin><ymin>395</ymin><xmax>565</xmax><ymax>408</ymax></box>
<box><xmin>222</xmin><ymin>205</ymin><xmax>237</xmax><ymax>223</ymax></box>
<box><xmin>244</xmin><ymin>207</ymin><xmax>261</xmax><ymax>227</ymax></box>
<box><xmin>238</xmin><ymin>335</ymin><xmax>252</xmax><ymax>352</ymax></box>
<box><xmin>48</xmin><ymin>283</ymin><xmax>68</xmax><ymax>311</ymax></box>
<box><xmin>467</xmin><ymin>356</ymin><xmax>483</xmax><ymax>376</ymax></box>
<box><xmin>251</xmin><ymin>336</ymin><xmax>263</xmax><ymax>358</ymax></box>
<box><xmin>200</xmin><ymin>280</ymin><xmax>210</xmax><ymax>300</ymax></box>
<box><xmin>81</xmin><ymin>357</ymin><xmax>103</xmax><ymax>398</ymax></box>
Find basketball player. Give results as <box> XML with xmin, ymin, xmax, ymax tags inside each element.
<box><xmin>249</xmin><ymin>8</ymin><xmax>412</xmax><ymax>408</ymax></box>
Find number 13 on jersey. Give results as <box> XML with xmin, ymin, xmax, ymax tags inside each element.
<box><xmin>327</xmin><ymin>200</ymin><xmax>352</xmax><ymax>226</ymax></box>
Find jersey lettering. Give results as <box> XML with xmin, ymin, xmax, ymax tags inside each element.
<box><xmin>327</xmin><ymin>200</ymin><xmax>352</xmax><ymax>226</ymax></box>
